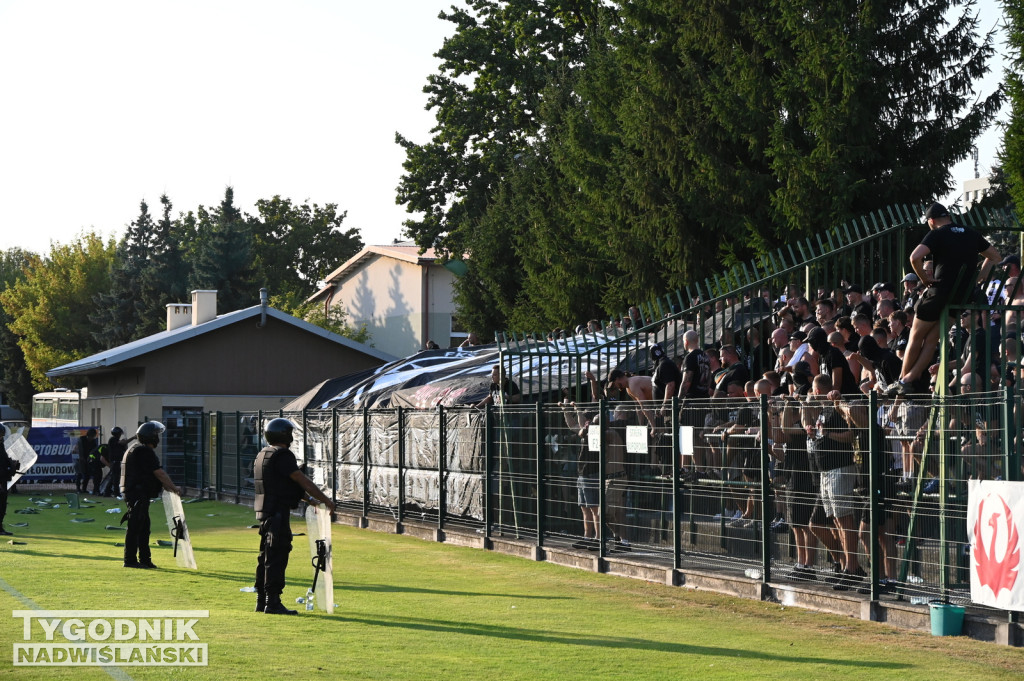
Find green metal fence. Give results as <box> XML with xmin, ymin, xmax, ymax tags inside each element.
<box><xmin>190</xmin><ymin>388</ymin><xmax>1021</xmax><ymax>616</ymax></box>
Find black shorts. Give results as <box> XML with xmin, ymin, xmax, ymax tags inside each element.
<box><xmin>915</xmin><ymin>284</ymin><xmax>981</xmax><ymax>322</ymax></box>
<box><xmin>915</xmin><ymin>286</ymin><xmax>948</xmax><ymax>322</ymax></box>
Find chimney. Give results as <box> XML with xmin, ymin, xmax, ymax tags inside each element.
<box><xmin>166</xmin><ymin>303</ymin><xmax>193</xmax><ymax>332</ymax></box>
<box><xmin>192</xmin><ymin>290</ymin><xmax>218</xmax><ymax>326</ymax></box>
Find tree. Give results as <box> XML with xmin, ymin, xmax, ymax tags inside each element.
<box><xmin>0</xmin><ymin>248</ymin><xmax>37</xmax><ymax>414</ymax></box>
<box><xmin>91</xmin><ymin>200</ymin><xmax>155</xmax><ymax>348</ymax></box>
<box><xmin>401</xmin><ymin>0</ymin><xmax>1003</xmax><ymax>335</ymax></box>
<box><xmin>1003</xmin><ymin>0</ymin><xmax>1024</xmax><ymax>210</ymax></box>
<box><xmin>189</xmin><ymin>187</ymin><xmax>257</xmax><ymax>313</ymax></box>
<box><xmin>135</xmin><ymin>194</ymin><xmax>190</xmax><ymax>337</ymax></box>
<box><xmin>287</xmin><ymin>300</ymin><xmax>372</xmax><ymax>345</ymax></box>
<box><xmin>0</xmin><ymin>234</ymin><xmax>115</xmax><ymax>390</ymax></box>
<box><xmin>395</xmin><ymin>0</ymin><xmax>600</xmax><ymax>333</ymax></box>
<box><xmin>249</xmin><ymin>196</ymin><xmax>363</xmax><ymax>311</ymax></box>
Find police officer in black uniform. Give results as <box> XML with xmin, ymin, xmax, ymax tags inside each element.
<box><xmin>253</xmin><ymin>418</ymin><xmax>335</xmax><ymax>615</ymax></box>
<box><xmin>103</xmin><ymin>427</ymin><xmax>127</xmax><ymax>497</ymax></box>
<box><xmin>120</xmin><ymin>421</ymin><xmax>181</xmax><ymax>569</ymax></box>
<box><xmin>1</xmin><ymin>423</ymin><xmax>18</xmax><ymax>536</ymax></box>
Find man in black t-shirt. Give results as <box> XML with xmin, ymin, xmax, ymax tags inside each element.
<box><xmin>807</xmin><ymin>328</ymin><xmax>858</xmax><ymax>395</ymax></box>
<box><xmin>475</xmin><ymin>365</ymin><xmax>522</xmax><ymax>407</ymax></box>
<box><xmin>894</xmin><ymin>203</ymin><xmax>1001</xmax><ymax>394</ymax></box>
<box><xmin>120</xmin><ymin>422</ymin><xmax>180</xmax><ymax>569</ymax></box>
<box><xmin>714</xmin><ymin>345</ymin><xmax>749</xmax><ymax>397</ymax></box>
<box><xmin>651</xmin><ymin>343</ymin><xmax>682</xmax><ymax>420</ymax></box>
<box><xmin>887</xmin><ymin>310</ymin><xmax>910</xmax><ymax>359</ymax></box>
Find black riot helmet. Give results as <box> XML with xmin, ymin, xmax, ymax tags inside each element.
<box><xmin>136</xmin><ymin>421</ymin><xmax>166</xmax><ymax>446</ymax></box>
<box><xmin>111</xmin><ymin>426</ymin><xmax>124</xmax><ymax>438</ymax></box>
<box><xmin>264</xmin><ymin>418</ymin><xmax>295</xmax><ymax>446</ymax></box>
<box><xmin>0</xmin><ymin>423</ymin><xmax>6</xmax><ymax>437</ymax></box>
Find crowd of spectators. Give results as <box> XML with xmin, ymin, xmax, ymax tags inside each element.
<box><xmin>559</xmin><ymin>243</ymin><xmax>1021</xmax><ymax>588</ymax></box>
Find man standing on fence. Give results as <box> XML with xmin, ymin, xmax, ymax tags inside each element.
<box><xmin>890</xmin><ymin>202</ymin><xmax>1001</xmax><ymax>395</ymax></box>
<box><xmin>253</xmin><ymin>417</ymin><xmax>336</xmax><ymax>615</ymax></box>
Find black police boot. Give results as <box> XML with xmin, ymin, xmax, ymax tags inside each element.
<box><xmin>263</xmin><ymin>598</ymin><xmax>298</xmax><ymax>616</ymax></box>
<box><xmin>255</xmin><ymin>592</ymin><xmax>266</xmax><ymax>613</ymax></box>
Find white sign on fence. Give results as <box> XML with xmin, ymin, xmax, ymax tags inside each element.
<box><xmin>679</xmin><ymin>426</ymin><xmax>694</xmax><ymax>456</ymax></box>
<box><xmin>968</xmin><ymin>480</ymin><xmax>1024</xmax><ymax>611</ymax></box>
<box><xmin>625</xmin><ymin>426</ymin><xmax>648</xmax><ymax>455</ymax></box>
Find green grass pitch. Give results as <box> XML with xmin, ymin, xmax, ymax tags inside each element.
<box><xmin>1</xmin><ymin>492</ymin><xmax>1022</xmax><ymax>680</ymax></box>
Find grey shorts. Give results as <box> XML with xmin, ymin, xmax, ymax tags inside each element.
<box><xmin>896</xmin><ymin>401</ymin><xmax>928</xmax><ymax>437</ymax></box>
<box><xmin>820</xmin><ymin>464</ymin><xmax>857</xmax><ymax>519</ymax></box>
<box><xmin>577</xmin><ymin>476</ymin><xmax>599</xmax><ymax>507</ymax></box>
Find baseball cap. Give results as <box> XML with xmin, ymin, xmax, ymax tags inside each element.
<box><xmin>844</xmin><ymin>284</ymin><xmax>863</xmax><ymax>294</ymax></box>
<box><xmin>923</xmin><ymin>202</ymin><xmax>950</xmax><ymax>222</ymax></box>
<box><xmin>999</xmin><ymin>254</ymin><xmax>1021</xmax><ymax>268</ymax></box>
<box><xmin>902</xmin><ymin>273</ymin><xmax>919</xmax><ymax>283</ymax></box>
<box><xmin>789</xmin><ymin>330</ymin><xmax>807</xmax><ymax>342</ymax></box>
<box><xmin>872</xmin><ymin>282</ymin><xmax>895</xmax><ymax>293</ymax></box>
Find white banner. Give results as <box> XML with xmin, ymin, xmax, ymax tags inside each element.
<box><xmin>968</xmin><ymin>480</ymin><xmax>1024</xmax><ymax>611</ymax></box>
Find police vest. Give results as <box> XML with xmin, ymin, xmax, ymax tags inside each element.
<box><xmin>253</xmin><ymin>446</ymin><xmax>303</xmax><ymax>520</ymax></box>
<box><xmin>120</xmin><ymin>442</ymin><xmax>162</xmax><ymax>498</ymax></box>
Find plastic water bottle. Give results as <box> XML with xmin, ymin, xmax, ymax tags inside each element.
<box><xmin>295</xmin><ymin>597</ymin><xmax>305</xmax><ymax>604</ymax></box>
<box><xmin>239</xmin><ymin>586</ymin><xmax>256</xmax><ymax>593</ymax></box>
<box><xmin>305</xmin><ymin>589</ymin><xmax>315</xmax><ymax>611</ymax></box>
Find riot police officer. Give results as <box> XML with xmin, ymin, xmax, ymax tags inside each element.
<box><xmin>0</xmin><ymin>423</ymin><xmax>16</xmax><ymax>536</ymax></box>
<box><xmin>120</xmin><ymin>421</ymin><xmax>181</xmax><ymax>568</ymax></box>
<box><xmin>103</xmin><ymin>427</ymin><xmax>127</xmax><ymax>497</ymax></box>
<box><xmin>253</xmin><ymin>417</ymin><xmax>335</xmax><ymax>615</ymax></box>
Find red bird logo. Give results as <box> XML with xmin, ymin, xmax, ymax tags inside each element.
<box><xmin>973</xmin><ymin>495</ymin><xmax>1021</xmax><ymax>597</ymax></box>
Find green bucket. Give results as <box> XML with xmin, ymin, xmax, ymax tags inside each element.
<box><xmin>929</xmin><ymin>601</ymin><xmax>965</xmax><ymax>636</ymax></box>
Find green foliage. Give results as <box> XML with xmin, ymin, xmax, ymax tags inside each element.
<box><xmin>189</xmin><ymin>187</ymin><xmax>257</xmax><ymax>313</ymax></box>
<box><xmin>136</xmin><ymin>194</ymin><xmax>190</xmax><ymax>337</ymax></box>
<box><xmin>398</xmin><ymin>0</ymin><xmax>1003</xmax><ymax>336</ymax></box>
<box><xmin>0</xmin><ymin>248</ymin><xmax>37</xmax><ymax>414</ymax></box>
<box><xmin>0</xmin><ymin>233</ymin><xmax>115</xmax><ymax>390</ymax></box>
<box><xmin>1003</xmin><ymin>0</ymin><xmax>1024</xmax><ymax>211</ymax></box>
<box><xmin>90</xmin><ymin>200</ymin><xmax>154</xmax><ymax>348</ymax></box>
<box><xmin>284</xmin><ymin>299</ymin><xmax>373</xmax><ymax>346</ymax></box>
<box><xmin>249</xmin><ymin>196</ymin><xmax>363</xmax><ymax>302</ymax></box>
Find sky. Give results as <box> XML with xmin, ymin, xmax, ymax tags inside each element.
<box><xmin>0</xmin><ymin>1</ymin><xmax>1012</xmax><ymax>258</ymax></box>
<box><xmin>0</xmin><ymin>0</ymin><xmax>455</xmax><ymax>256</ymax></box>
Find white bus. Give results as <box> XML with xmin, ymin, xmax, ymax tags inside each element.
<box><xmin>31</xmin><ymin>388</ymin><xmax>86</xmax><ymax>428</ymax></box>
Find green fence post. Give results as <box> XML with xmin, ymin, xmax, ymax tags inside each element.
<box><xmin>438</xmin><ymin>404</ymin><xmax>447</xmax><ymax>531</ymax></box>
<box><xmin>234</xmin><ymin>411</ymin><xmax>242</xmax><ymax>504</ymax></box>
<box><xmin>397</xmin><ymin>405</ymin><xmax>405</xmax><ymax>524</ymax></box>
<box><xmin>536</xmin><ymin>401</ymin><xmax>545</xmax><ymax>548</ymax></box>
<box><xmin>1005</xmin><ymin>385</ymin><xmax>1018</xmax><ymax>483</ymax></box>
<box><xmin>362</xmin><ymin>405</ymin><xmax>369</xmax><ymax>520</ymax></box>
<box><xmin>484</xmin><ymin>404</ymin><xmax>493</xmax><ymax>539</ymax></box>
<box><xmin>759</xmin><ymin>394</ymin><xmax>771</xmax><ymax>583</ymax></box>
<box><xmin>598</xmin><ymin>398</ymin><xmax>606</xmax><ymax>557</ymax></box>
<box><xmin>671</xmin><ymin>396</ymin><xmax>681</xmax><ymax>572</ymax></box>
<box><xmin>868</xmin><ymin>390</ymin><xmax>881</xmax><ymax>601</ymax></box>
<box><xmin>215</xmin><ymin>411</ymin><xmax>223</xmax><ymax>498</ymax></box>
<box><xmin>331</xmin><ymin>407</ymin><xmax>338</xmax><ymax>510</ymax></box>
